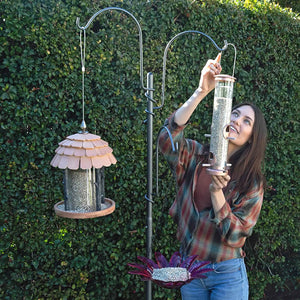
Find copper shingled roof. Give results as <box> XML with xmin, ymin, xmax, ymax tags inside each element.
<box><xmin>50</xmin><ymin>132</ymin><xmax>117</xmax><ymax>170</ymax></box>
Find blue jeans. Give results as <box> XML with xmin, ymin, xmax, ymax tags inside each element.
<box><xmin>181</xmin><ymin>258</ymin><xmax>249</xmax><ymax>300</ymax></box>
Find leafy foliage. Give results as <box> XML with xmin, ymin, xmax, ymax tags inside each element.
<box><xmin>0</xmin><ymin>0</ymin><xmax>299</xmax><ymax>299</ymax></box>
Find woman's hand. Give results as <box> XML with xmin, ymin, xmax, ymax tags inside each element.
<box><xmin>199</xmin><ymin>53</ymin><xmax>222</xmax><ymax>94</ymax></box>
<box><xmin>209</xmin><ymin>173</ymin><xmax>231</xmax><ymax>193</ymax></box>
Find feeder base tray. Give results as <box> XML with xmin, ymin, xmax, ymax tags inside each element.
<box><xmin>54</xmin><ymin>198</ymin><xmax>115</xmax><ymax>219</ymax></box>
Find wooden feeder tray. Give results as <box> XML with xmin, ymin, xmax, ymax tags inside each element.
<box><xmin>54</xmin><ymin>198</ymin><xmax>115</xmax><ymax>219</ymax></box>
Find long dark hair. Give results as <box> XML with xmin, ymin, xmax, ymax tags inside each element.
<box><xmin>229</xmin><ymin>102</ymin><xmax>267</xmax><ymax>194</ymax></box>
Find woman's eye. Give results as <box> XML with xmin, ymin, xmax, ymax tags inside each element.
<box><xmin>244</xmin><ymin>119</ymin><xmax>251</xmax><ymax>125</ymax></box>
<box><xmin>232</xmin><ymin>111</ymin><xmax>238</xmax><ymax>117</ymax></box>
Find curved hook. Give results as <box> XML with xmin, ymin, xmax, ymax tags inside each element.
<box><xmin>155</xmin><ymin>126</ymin><xmax>176</xmax><ymax>196</ymax></box>
<box><xmin>155</xmin><ymin>30</ymin><xmax>230</xmax><ymax>110</ymax></box>
<box><xmin>227</xmin><ymin>43</ymin><xmax>237</xmax><ymax>77</ymax></box>
<box><xmin>76</xmin><ymin>7</ymin><xmax>146</xmax><ymax>89</ymax></box>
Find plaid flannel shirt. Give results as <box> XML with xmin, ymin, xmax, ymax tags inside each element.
<box><xmin>158</xmin><ymin>112</ymin><xmax>264</xmax><ymax>262</ymax></box>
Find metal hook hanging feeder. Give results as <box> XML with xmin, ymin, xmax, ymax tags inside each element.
<box><xmin>156</xmin><ymin>35</ymin><xmax>237</xmax><ymax>195</ymax></box>
<box><xmin>202</xmin><ymin>43</ymin><xmax>237</xmax><ymax>175</ymax></box>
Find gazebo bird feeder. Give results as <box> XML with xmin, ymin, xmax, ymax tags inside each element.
<box><xmin>50</xmin><ymin>126</ymin><xmax>116</xmax><ymax>219</ymax></box>
<box><xmin>50</xmin><ymin>9</ymin><xmax>123</xmax><ymax>219</ymax></box>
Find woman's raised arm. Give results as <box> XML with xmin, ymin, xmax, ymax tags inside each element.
<box><xmin>174</xmin><ymin>53</ymin><xmax>222</xmax><ymax>126</ymax></box>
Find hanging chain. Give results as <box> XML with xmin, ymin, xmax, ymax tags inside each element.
<box><xmin>79</xmin><ymin>29</ymin><xmax>87</xmax><ymax>131</ymax></box>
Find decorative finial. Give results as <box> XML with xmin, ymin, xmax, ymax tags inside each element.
<box><xmin>80</xmin><ymin>120</ymin><xmax>87</xmax><ymax>133</ymax></box>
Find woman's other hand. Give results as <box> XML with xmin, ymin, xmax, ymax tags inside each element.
<box><xmin>209</xmin><ymin>173</ymin><xmax>230</xmax><ymax>193</ymax></box>
<box><xmin>199</xmin><ymin>53</ymin><xmax>222</xmax><ymax>94</ymax></box>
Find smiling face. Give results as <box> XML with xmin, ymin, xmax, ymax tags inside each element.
<box><xmin>228</xmin><ymin>105</ymin><xmax>255</xmax><ymax>155</ymax></box>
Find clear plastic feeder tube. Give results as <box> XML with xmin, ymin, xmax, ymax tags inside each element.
<box><xmin>204</xmin><ymin>74</ymin><xmax>236</xmax><ymax>175</ymax></box>
<box><xmin>64</xmin><ymin>168</ymin><xmax>105</xmax><ymax>213</ymax></box>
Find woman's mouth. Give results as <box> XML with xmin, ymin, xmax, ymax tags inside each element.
<box><xmin>230</xmin><ymin>125</ymin><xmax>239</xmax><ymax>134</ymax></box>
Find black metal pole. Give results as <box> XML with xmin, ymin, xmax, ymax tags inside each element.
<box><xmin>146</xmin><ymin>72</ymin><xmax>153</xmax><ymax>300</ymax></box>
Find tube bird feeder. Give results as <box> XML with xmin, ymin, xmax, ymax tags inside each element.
<box><xmin>203</xmin><ymin>74</ymin><xmax>236</xmax><ymax>175</ymax></box>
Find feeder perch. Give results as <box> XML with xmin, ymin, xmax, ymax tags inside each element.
<box><xmin>50</xmin><ymin>131</ymin><xmax>116</xmax><ymax>219</ymax></box>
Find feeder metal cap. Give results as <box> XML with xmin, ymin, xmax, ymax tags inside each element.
<box><xmin>214</xmin><ymin>74</ymin><xmax>236</xmax><ymax>82</ymax></box>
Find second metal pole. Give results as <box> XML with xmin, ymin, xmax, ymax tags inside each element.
<box><xmin>146</xmin><ymin>72</ymin><xmax>153</xmax><ymax>300</ymax></box>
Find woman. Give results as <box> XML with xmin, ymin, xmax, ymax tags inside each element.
<box><xmin>158</xmin><ymin>54</ymin><xmax>267</xmax><ymax>300</ymax></box>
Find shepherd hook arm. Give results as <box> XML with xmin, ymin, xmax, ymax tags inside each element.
<box><xmin>76</xmin><ymin>7</ymin><xmax>146</xmax><ymax>90</ymax></box>
<box><xmin>157</xmin><ymin>30</ymin><xmax>231</xmax><ymax>110</ymax></box>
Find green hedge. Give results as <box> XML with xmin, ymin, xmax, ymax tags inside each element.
<box><xmin>0</xmin><ymin>0</ymin><xmax>299</xmax><ymax>299</ymax></box>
